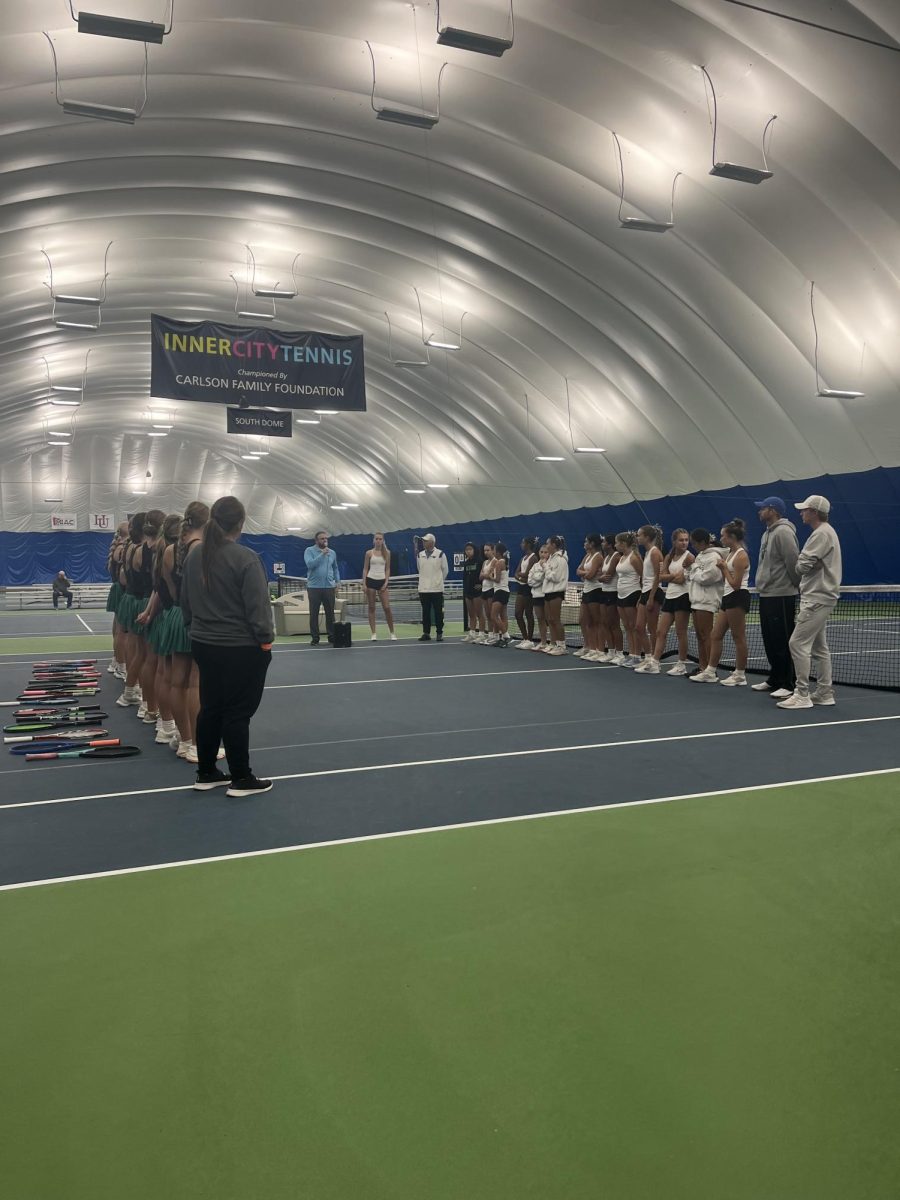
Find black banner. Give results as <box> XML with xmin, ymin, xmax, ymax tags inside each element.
<box><xmin>150</xmin><ymin>314</ymin><xmax>366</xmax><ymax>411</ymax></box>
<box><xmin>226</xmin><ymin>408</ymin><xmax>292</xmax><ymax>437</ymax></box>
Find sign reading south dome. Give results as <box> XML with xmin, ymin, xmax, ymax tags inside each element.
<box><xmin>150</xmin><ymin>315</ymin><xmax>366</xmax><ymax>412</ymax></box>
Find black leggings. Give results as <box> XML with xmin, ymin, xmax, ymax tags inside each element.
<box><xmin>191</xmin><ymin>642</ymin><xmax>271</xmax><ymax>779</ymax></box>
<box><xmin>420</xmin><ymin>592</ymin><xmax>444</xmax><ymax>635</ymax></box>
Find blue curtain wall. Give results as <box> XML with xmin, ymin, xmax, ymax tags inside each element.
<box><xmin>2</xmin><ymin>466</ymin><xmax>899</xmax><ymax>588</ymax></box>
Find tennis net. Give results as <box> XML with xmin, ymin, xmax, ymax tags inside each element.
<box><xmin>562</xmin><ymin>586</ymin><xmax>900</xmax><ymax>691</ymax></box>
<box><xmin>276</xmin><ymin>575</ymin><xmax>465</xmax><ymax>626</ymax></box>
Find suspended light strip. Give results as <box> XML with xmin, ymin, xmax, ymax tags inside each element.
<box><xmin>340</xmin><ymin>502</ymin><xmax>359</xmax><ymax>508</ymax></box>
<box><xmin>43</xmin><ymin>497</ymin><xmax>63</xmax><ymax>503</ymax></box>
<box><xmin>425</xmin><ymin>338</ymin><xmax>460</xmax><ymax>351</ymax></box>
<box><xmin>47</xmin><ymin>440</ymin><xmax>69</xmax><ymax>446</ymax></box>
<box><xmin>534</xmin><ymin>456</ymin><xmax>565</xmax><ymax>462</ymax></box>
<box><xmin>49</xmin><ymin>398</ymin><xmax>81</xmax><ymax>407</ymax></box>
<box><xmin>237</xmin><ymin>311</ymin><xmax>275</xmax><ymax>321</ymax></box>
<box><xmin>152</xmin><ymin>423</ymin><xmax>173</xmax><ymax>430</ymax></box>
<box><xmin>147</xmin><ymin>431</ymin><xmax>168</xmax><ymax>438</ymax></box>
<box><xmin>253</xmin><ymin>287</ymin><xmax>296</xmax><ymax>299</ymax></box>
<box><xmin>55</xmin><ymin>319</ymin><xmax>99</xmax><ymax>329</ymax></box>
<box><xmin>575</xmin><ymin>447</ymin><xmax>607</xmax><ymax>454</ymax></box>
<box><xmin>53</xmin><ymin>293</ymin><xmax>102</xmax><ymax>305</ymax></box>
<box><xmin>240</xmin><ymin>454</ymin><xmax>261</xmax><ymax>460</ymax></box>
<box><xmin>403</xmin><ymin>488</ymin><xmax>426</xmax><ymax>494</ymax></box>
<box><xmin>50</xmin><ymin>384</ymin><xmax>83</xmax><ymax>392</ymax></box>
<box><xmin>426</xmin><ymin>483</ymin><xmax>450</xmax><ymax>489</ymax></box>
<box><xmin>76</xmin><ymin>12</ymin><xmax>166</xmax><ymax>43</ymax></box>
<box><xmin>330</xmin><ymin>504</ymin><xmax>347</xmax><ymax>510</ymax></box>
<box><xmin>47</xmin><ymin>430</ymin><xmax>71</xmax><ymax>437</ymax></box>
<box><xmin>314</xmin><ymin>410</ymin><xmax>339</xmax><ymax>415</ymax></box>
<box><xmin>295</xmin><ymin>418</ymin><xmax>320</xmax><ymax>425</ymax></box>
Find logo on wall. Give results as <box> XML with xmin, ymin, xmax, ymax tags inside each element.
<box><xmin>50</xmin><ymin>512</ymin><xmax>77</xmax><ymax>531</ymax></box>
<box><xmin>272</xmin><ymin>562</ymin><xmax>286</xmax><ymax>576</ymax></box>
<box><xmin>453</xmin><ymin>552</ymin><xmax>466</xmax><ymax>571</ymax></box>
<box><xmin>150</xmin><ymin>314</ymin><xmax>367</xmax><ymax>412</ymax></box>
<box><xmin>89</xmin><ymin>512</ymin><xmax>116</xmax><ymax>532</ymax></box>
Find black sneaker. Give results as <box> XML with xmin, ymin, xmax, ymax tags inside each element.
<box><xmin>310</xmin><ymin>637</ymin><xmax>320</xmax><ymax>645</ymax></box>
<box><xmin>418</xmin><ymin>634</ymin><xmax>431</xmax><ymax>642</ymax></box>
<box><xmin>436</xmin><ymin>633</ymin><xmax>443</xmax><ymax>642</ymax></box>
<box><xmin>226</xmin><ymin>775</ymin><xmax>274</xmax><ymax>798</ymax></box>
<box><xmin>193</xmin><ymin>769</ymin><xmax>232</xmax><ymax>792</ymax></box>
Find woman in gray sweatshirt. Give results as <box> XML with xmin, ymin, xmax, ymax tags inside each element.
<box><xmin>181</xmin><ymin>495</ymin><xmax>274</xmax><ymax>797</ymax></box>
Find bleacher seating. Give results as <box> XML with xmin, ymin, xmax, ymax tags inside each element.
<box><xmin>2</xmin><ymin>584</ymin><xmax>112</xmax><ymax>609</ymax></box>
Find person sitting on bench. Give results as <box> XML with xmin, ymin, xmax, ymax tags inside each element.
<box><xmin>52</xmin><ymin>571</ymin><xmax>74</xmax><ymax>609</ymax></box>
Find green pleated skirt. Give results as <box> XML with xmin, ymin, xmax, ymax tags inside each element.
<box><xmin>116</xmin><ymin>593</ymin><xmax>149</xmax><ymax>636</ymax></box>
<box><xmin>152</xmin><ymin>605</ymin><xmax>192</xmax><ymax>656</ymax></box>
<box><xmin>106</xmin><ymin>582</ymin><xmax>124</xmax><ymax>614</ymax></box>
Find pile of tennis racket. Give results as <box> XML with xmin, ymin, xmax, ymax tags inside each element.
<box><xmin>4</xmin><ymin>660</ymin><xmax>140</xmax><ymax>761</ymax></box>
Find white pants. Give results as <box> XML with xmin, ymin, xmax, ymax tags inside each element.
<box><xmin>789</xmin><ymin>601</ymin><xmax>835</xmax><ymax>698</ymax></box>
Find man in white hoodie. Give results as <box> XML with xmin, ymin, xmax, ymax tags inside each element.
<box><xmin>417</xmin><ymin>533</ymin><xmax>448</xmax><ymax>642</ymax></box>
<box><xmin>778</xmin><ymin>496</ymin><xmax>842</xmax><ymax>710</ymax></box>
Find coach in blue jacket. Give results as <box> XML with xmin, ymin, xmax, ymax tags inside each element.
<box><xmin>304</xmin><ymin>531</ymin><xmax>340</xmax><ymax>645</ymax></box>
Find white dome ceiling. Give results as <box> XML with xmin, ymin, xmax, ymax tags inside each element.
<box><xmin>1</xmin><ymin>0</ymin><xmax>898</xmax><ymax>534</ymax></box>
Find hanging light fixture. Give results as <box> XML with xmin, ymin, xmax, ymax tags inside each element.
<box><xmin>809</xmin><ymin>281</ymin><xmax>865</xmax><ymax>398</ymax></box>
<box><xmin>436</xmin><ymin>0</ymin><xmax>515</xmax><ymax>57</ymax></box>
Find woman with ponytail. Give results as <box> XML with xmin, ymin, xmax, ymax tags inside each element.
<box><xmin>162</xmin><ymin>501</ymin><xmax>210</xmax><ymax>761</ymax></box>
<box><xmin>137</xmin><ymin>514</ymin><xmax>183</xmax><ymax>747</ymax></box>
<box><xmin>115</xmin><ymin>511</ymin><xmax>156</xmax><ymax>708</ymax></box>
<box><xmin>180</xmin><ymin>496</ymin><xmax>274</xmax><ymax>796</ymax></box>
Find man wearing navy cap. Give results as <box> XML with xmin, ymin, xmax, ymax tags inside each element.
<box><xmin>752</xmin><ymin>496</ymin><xmax>800</xmax><ymax>698</ymax></box>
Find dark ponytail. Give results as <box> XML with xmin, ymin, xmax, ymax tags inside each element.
<box><xmin>201</xmin><ymin>495</ymin><xmax>246</xmax><ymax>587</ymax></box>
<box><xmin>154</xmin><ymin>514</ymin><xmax>182</xmax><ymax>587</ymax></box>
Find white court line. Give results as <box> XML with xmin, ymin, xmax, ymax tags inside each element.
<box><xmin>1</xmin><ymin>713</ymin><xmax>897</xmax><ymax>813</ymax></box>
<box><xmin>75</xmin><ymin>614</ymin><xmax>94</xmax><ymax>634</ymax></box>
<box><xmin>266</xmin><ymin>665</ymin><xmax>584</xmax><ymax>690</ymax></box>
<box><xmin>2</xmin><ymin>765</ymin><xmax>898</xmax><ymax>893</ymax></box>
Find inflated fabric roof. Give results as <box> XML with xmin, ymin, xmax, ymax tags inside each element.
<box><xmin>1</xmin><ymin>0</ymin><xmax>898</xmax><ymax>533</ymax></box>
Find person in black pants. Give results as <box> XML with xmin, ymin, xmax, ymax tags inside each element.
<box><xmin>752</xmin><ymin>496</ymin><xmax>800</xmax><ymax>698</ymax></box>
<box><xmin>52</xmin><ymin>571</ymin><xmax>74</xmax><ymax>608</ymax></box>
<box><xmin>416</xmin><ymin>533</ymin><xmax>448</xmax><ymax>642</ymax></box>
<box><xmin>181</xmin><ymin>495</ymin><xmax>274</xmax><ymax>797</ymax></box>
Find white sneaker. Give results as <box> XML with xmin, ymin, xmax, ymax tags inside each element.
<box><xmin>720</xmin><ymin>672</ymin><xmax>747</xmax><ymax>687</ymax></box>
<box><xmin>184</xmin><ymin>743</ymin><xmax>200</xmax><ymax>764</ymax></box>
<box><xmin>137</xmin><ymin>702</ymin><xmax>148</xmax><ymax>720</ymax></box>
<box><xmin>666</xmin><ymin>661</ymin><xmax>689</xmax><ymax>676</ymax></box>
<box><xmin>156</xmin><ymin>727</ymin><xmax>174</xmax><ymax>744</ymax></box>
<box><xmin>777</xmin><ymin>693</ymin><xmax>813</xmax><ymax>710</ymax></box>
<box><xmin>486</xmin><ymin>634</ymin><xmax>499</xmax><ymax>645</ymax></box>
<box><xmin>573</xmin><ymin>647</ymin><xmax>588</xmax><ymax>658</ymax></box>
<box><xmin>390</xmin><ymin>633</ymin><xmax>398</xmax><ymax>641</ymax></box>
<box><xmin>641</xmin><ymin>658</ymin><xmax>661</xmax><ymax>674</ymax></box>
<box><xmin>771</xmin><ymin>688</ymin><xmax>793</xmax><ymax>700</ymax></box>
<box><xmin>142</xmin><ymin>710</ymin><xmax>160</xmax><ymax>725</ymax></box>
<box><xmin>690</xmin><ymin>667</ymin><xmax>718</xmax><ymax>683</ymax></box>
<box><xmin>633</xmin><ymin>658</ymin><xmax>651</xmax><ymax>672</ymax></box>
<box><xmin>619</xmin><ymin>655</ymin><xmax>638</xmax><ymax>668</ymax></box>
<box><xmin>610</xmin><ymin>652</ymin><xmax>626</xmax><ymax>665</ymax></box>
<box><xmin>115</xmin><ymin>687</ymin><xmax>140</xmax><ymax>707</ymax></box>
<box><xmin>810</xmin><ymin>692</ymin><xmax>836</xmax><ymax>706</ymax></box>
<box><xmin>517</xmin><ymin>639</ymin><xmax>534</xmax><ymax>650</ymax></box>
<box><xmin>106</xmin><ymin>660</ymin><xmax>117</xmax><ymax>674</ymax></box>
<box><xmin>370</xmin><ymin>634</ymin><xmax>378</xmax><ymax>641</ymax></box>
<box><xmin>114</xmin><ymin>668</ymin><xmax>127</xmax><ymax>681</ymax></box>
<box><xmin>547</xmin><ymin>644</ymin><xmax>567</xmax><ymax>656</ymax></box>
<box><xmin>475</xmin><ymin>633</ymin><xmax>487</xmax><ymax>644</ymax></box>
<box><xmin>169</xmin><ymin>735</ymin><xmax>182</xmax><ymax>751</ymax></box>
<box><xmin>177</xmin><ymin>739</ymin><xmax>193</xmax><ymax>759</ymax></box>
<box><xmin>751</xmin><ymin>681</ymin><xmax>772</xmax><ymax>692</ymax></box>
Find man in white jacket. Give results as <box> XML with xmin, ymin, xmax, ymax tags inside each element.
<box><xmin>417</xmin><ymin>534</ymin><xmax>448</xmax><ymax>642</ymax></box>
<box><xmin>778</xmin><ymin>496</ymin><xmax>842</xmax><ymax>710</ymax></box>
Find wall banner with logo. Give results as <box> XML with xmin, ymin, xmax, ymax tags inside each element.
<box><xmin>226</xmin><ymin>408</ymin><xmax>292</xmax><ymax>437</ymax></box>
<box><xmin>89</xmin><ymin>512</ymin><xmax>116</xmax><ymax>532</ymax></box>
<box><xmin>50</xmin><ymin>512</ymin><xmax>77</xmax><ymax>531</ymax></box>
<box><xmin>151</xmin><ymin>314</ymin><xmax>366</xmax><ymax>412</ymax></box>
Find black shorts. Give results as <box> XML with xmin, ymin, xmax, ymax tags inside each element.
<box><xmin>617</xmin><ymin>591</ymin><xmax>641</xmax><ymax>608</ymax></box>
<box><xmin>516</xmin><ymin>583</ymin><xmax>532</xmax><ymax>598</ymax></box>
<box><xmin>639</xmin><ymin>587</ymin><xmax>665</xmax><ymax>608</ymax></box>
<box><xmin>722</xmin><ymin>589</ymin><xmax>751</xmax><ymax>613</ymax></box>
<box><xmin>532</xmin><ymin>596</ymin><xmax>545</xmax><ymax>607</ymax></box>
<box><xmin>543</xmin><ymin>590</ymin><xmax>566</xmax><ymax>602</ymax></box>
<box><xmin>481</xmin><ymin>590</ymin><xmax>494</xmax><ymax>602</ymax></box>
<box><xmin>600</xmin><ymin>591</ymin><xmax>618</xmax><ymax>606</ymax></box>
<box><xmin>662</xmin><ymin>593</ymin><xmax>691</xmax><ymax>614</ymax></box>
<box><xmin>492</xmin><ymin>590</ymin><xmax>510</xmax><ymax>607</ymax></box>
<box><xmin>581</xmin><ymin>590</ymin><xmax>604</xmax><ymax>605</ymax></box>
<box><xmin>365</xmin><ymin>577</ymin><xmax>385</xmax><ymax>592</ymax></box>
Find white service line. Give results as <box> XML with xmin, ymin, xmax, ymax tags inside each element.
<box><xmin>2</xmin><ymin>713</ymin><xmax>898</xmax><ymax>813</ymax></box>
<box><xmin>266</xmin><ymin>665</ymin><xmax>584</xmax><ymax>689</ymax></box>
<box><xmin>2</xmin><ymin>765</ymin><xmax>898</xmax><ymax>893</ymax></box>
<box><xmin>75</xmin><ymin>614</ymin><xmax>94</xmax><ymax>634</ymax></box>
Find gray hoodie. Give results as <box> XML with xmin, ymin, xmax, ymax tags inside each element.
<box><xmin>797</xmin><ymin>523</ymin><xmax>842</xmax><ymax>606</ymax></box>
<box><xmin>755</xmin><ymin>518</ymin><xmax>800</xmax><ymax>597</ymax></box>
<box><xmin>687</xmin><ymin>546</ymin><xmax>726</xmax><ymax>612</ymax></box>
<box><xmin>181</xmin><ymin>539</ymin><xmax>274</xmax><ymax>646</ymax></box>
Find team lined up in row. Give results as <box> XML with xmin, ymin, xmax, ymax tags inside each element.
<box><xmin>456</xmin><ymin>495</ymin><xmax>843</xmax><ymax>709</ymax></box>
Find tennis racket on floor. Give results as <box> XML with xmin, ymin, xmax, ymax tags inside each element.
<box><xmin>4</xmin><ymin>716</ymin><xmax>113</xmax><ymax>733</ymax></box>
<box><xmin>31</xmin><ymin>674</ymin><xmax>100</xmax><ymax>684</ymax></box>
<box><xmin>25</xmin><ymin>744</ymin><xmax>140</xmax><ymax>762</ymax></box>
<box><xmin>10</xmin><ymin>738</ymin><xmax>120</xmax><ymax>756</ymax></box>
<box><xmin>31</xmin><ymin>662</ymin><xmax>97</xmax><ymax>672</ymax></box>
<box><xmin>18</xmin><ymin>689</ymin><xmax>100</xmax><ymax>700</ymax></box>
<box><xmin>13</xmin><ymin>704</ymin><xmax>105</xmax><ymax>717</ymax></box>
<box><xmin>6</xmin><ymin>727</ymin><xmax>108</xmax><ymax>744</ymax></box>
